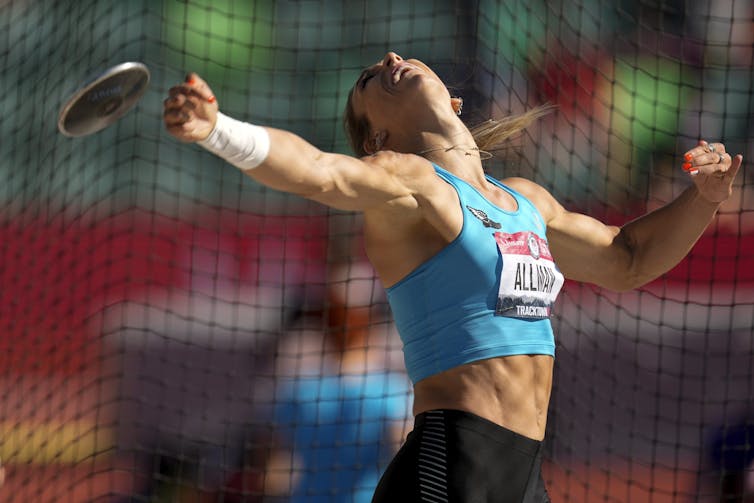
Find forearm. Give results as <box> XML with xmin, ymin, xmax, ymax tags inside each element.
<box><xmin>197</xmin><ymin>112</ymin><xmax>412</xmax><ymax>212</ymax></box>
<box><xmin>199</xmin><ymin>112</ymin><xmax>335</xmax><ymax>196</ymax></box>
<box><xmin>507</xmin><ymin>144</ymin><xmax>740</xmax><ymax>291</ymax></box>
<box><xmin>619</xmin><ymin>185</ymin><xmax>720</xmax><ymax>286</ymax></box>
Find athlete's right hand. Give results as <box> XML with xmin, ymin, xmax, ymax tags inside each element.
<box><xmin>163</xmin><ymin>72</ymin><xmax>218</xmax><ymax>143</ymax></box>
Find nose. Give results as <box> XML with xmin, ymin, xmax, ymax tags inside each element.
<box><xmin>382</xmin><ymin>52</ymin><xmax>403</xmax><ymax>67</ymax></box>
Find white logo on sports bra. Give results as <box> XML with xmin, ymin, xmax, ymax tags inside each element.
<box><xmin>527</xmin><ymin>233</ymin><xmax>540</xmax><ymax>259</ymax></box>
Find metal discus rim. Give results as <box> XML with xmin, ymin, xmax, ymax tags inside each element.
<box><xmin>57</xmin><ymin>61</ymin><xmax>151</xmax><ymax>137</ymax></box>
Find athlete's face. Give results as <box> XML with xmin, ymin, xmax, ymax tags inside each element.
<box><xmin>350</xmin><ymin>52</ymin><xmax>451</xmax><ymax>141</ymax></box>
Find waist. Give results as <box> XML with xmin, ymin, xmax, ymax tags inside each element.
<box><xmin>403</xmin><ymin>327</ymin><xmax>556</xmax><ymax>384</ymax></box>
<box><xmin>413</xmin><ymin>354</ymin><xmax>554</xmax><ymax>440</ymax></box>
<box><xmin>414</xmin><ymin>408</ymin><xmax>543</xmax><ymax>454</ymax></box>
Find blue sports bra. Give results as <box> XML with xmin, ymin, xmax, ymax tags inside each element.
<box><xmin>385</xmin><ymin>164</ymin><xmax>564</xmax><ymax>384</ymax></box>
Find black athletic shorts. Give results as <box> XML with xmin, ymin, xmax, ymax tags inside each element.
<box><xmin>372</xmin><ymin>409</ymin><xmax>550</xmax><ymax>503</ymax></box>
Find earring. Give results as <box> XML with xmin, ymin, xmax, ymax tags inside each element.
<box><xmin>453</xmin><ymin>96</ymin><xmax>463</xmax><ymax>116</ymax></box>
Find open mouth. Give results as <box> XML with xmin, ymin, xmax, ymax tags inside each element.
<box><xmin>391</xmin><ymin>64</ymin><xmax>415</xmax><ymax>85</ymax></box>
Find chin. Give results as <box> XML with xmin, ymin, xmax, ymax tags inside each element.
<box><xmin>403</xmin><ymin>75</ymin><xmax>448</xmax><ymax>104</ymax></box>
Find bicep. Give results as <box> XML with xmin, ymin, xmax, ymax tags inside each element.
<box><xmin>251</xmin><ymin>131</ymin><xmax>424</xmax><ymax>212</ymax></box>
<box><xmin>506</xmin><ymin>177</ymin><xmax>639</xmax><ymax>290</ymax></box>
<box><xmin>547</xmin><ymin>210</ymin><xmax>634</xmax><ymax>289</ymax></box>
<box><xmin>305</xmin><ymin>151</ymin><xmax>420</xmax><ymax>211</ymax></box>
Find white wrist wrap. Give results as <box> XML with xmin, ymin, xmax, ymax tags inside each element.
<box><xmin>198</xmin><ymin>112</ymin><xmax>270</xmax><ymax>170</ymax></box>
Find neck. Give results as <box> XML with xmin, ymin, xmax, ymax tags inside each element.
<box><xmin>417</xmin><ymin>144</ymin><xmax>492</xmax><ymax>161</ymax></box>
<box><xmin>414</xmin><ymin>129</ymin><xmax>486</xmax><ymax>177</ymax></box>
<box><xmin>385</xmin><ymin>113</ymin><xmax>487</xmax><ymax>179</ymax></box>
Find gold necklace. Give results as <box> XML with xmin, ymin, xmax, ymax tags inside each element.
<box><xmin>417</xmin><ymin>144</ymin><xmax>493</xmax><ymax>160</ymax></box>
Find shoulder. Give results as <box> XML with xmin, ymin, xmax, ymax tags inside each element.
<box><xmin>362</xmin><ymin>150</ymin><xmax>438</xmax><ymax>183</ymax></box>
<box><xmin>361</xmin><ymin>151</ymin><xmax>456</xmax><ymax>208</ymax></box>
<box><xmin>500</xmin><ymin>176</ymin><xmax>564</xmax><ymax>223</ymax></box>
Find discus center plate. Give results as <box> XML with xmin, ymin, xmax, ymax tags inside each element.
<box><xmin>58</xmin><ymin>62</ymin><xmax>150</xmax><ymax>137</ymax></box>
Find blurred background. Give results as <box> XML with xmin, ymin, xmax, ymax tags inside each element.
<box><xmin>0</xmin><ymin>0</ymin><xmax>753</xmax><ymax>501</ymax></box>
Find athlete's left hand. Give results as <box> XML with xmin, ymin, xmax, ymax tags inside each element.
<box><xmin>682</xmin><ymin>140</ymin><xmax>743</xmax><ymax>204</ymax></box>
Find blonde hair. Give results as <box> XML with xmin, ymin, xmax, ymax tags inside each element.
<box><xmin>467</xmin><ymin>105</ymin><xmax>554</xmax><ymax>154</ymax></box>
<box><xmin>343</xmin><ymin>86</ymin><xmax>553</xmax><ymax>158</ymax></box>
<box><xmin>343</xmin><ymin>86</ymin><xmax>371</xmax><ymax>157</ymax></box>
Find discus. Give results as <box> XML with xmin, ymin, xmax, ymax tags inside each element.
<box><xmin>57</xmin><ymin>62</ymin><xmax>150</xmax><ymax>137</ymax></box>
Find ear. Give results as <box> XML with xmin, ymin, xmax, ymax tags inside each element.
<box><xmin>363</xmin><ymin>130</ymin><xmax>387</xmax><ymax>155</ymax></box>
<box><xmin>451</xmin><ymin>96</ymin><xmax>463</xmax><ymax>116</ymax></box>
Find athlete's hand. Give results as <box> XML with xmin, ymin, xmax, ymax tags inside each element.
<box><xmin>163</xmin><ymin>72</ymin><xmax>218</xmax><ymax>143</ymax></box>
<box><xmin>682</xmin><ymin>140</ymin><xmax>743</xmax><ymax>204</ymax></box>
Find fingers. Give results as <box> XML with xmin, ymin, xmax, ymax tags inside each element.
<box><xmin>162</xmin><ymin>91</ymin><xmax>193</xmax><ymax>128</ymax></box>
<box><xmin>685</xmin><ymin>156</ymin><xmax>729</xmax><ymax>177</ymax></box>
<box><xmin>162</xmin><ymin>72</ymin><xmax>218</xmax><ymax>141</ymax></box>
<box><xmin>685</xmin><ymin>141</ymin><xmax>725</xmax><ymax>159</ymax></box>
<box><xmin>163</xmin><ymin>107</ymin><xmax>189</xmax><ymax>127</ymax></box>
<box><xmin>163</xmin><ymin>92</ymin><xmax>196</xmax><ymax>112</ymax></box>
<box><xmin>708</xmin><ymin>142</ymin><xmax>726</xmax><ymax>154</ymax></box>
<box><xmin>163</xmin><ymin>73</ymin><xmax>216</xmax><ymax>113</ymax></box>
<box><xmin>184</xmin><ymin>72</ymin><xmax>216</xmax><ymax>103</ymax></box>
<box><xmin>682</xmin><ymin>140</ymin><xmax>741</xmax><ymax>177</ymax></box>
<box><xmin>165</xmin><ymin>85</ymin><xmax>204</xmax><ymax>111</ymax></box>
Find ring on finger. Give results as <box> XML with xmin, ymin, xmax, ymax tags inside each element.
<box><xmin>708</xmin><ymin>143</ymin><xmax>717</xmax><ymax>154</ymax></box>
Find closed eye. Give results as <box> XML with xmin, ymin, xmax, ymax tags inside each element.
<box><xmin>358</xmin><ymin>63</ymin><xmax>382</xmax><ymax>89</ymax></box>
<box><xmin>360</xmin><ymin>71</ymin><xmax>375</xmax><ymax>89</ymax></box>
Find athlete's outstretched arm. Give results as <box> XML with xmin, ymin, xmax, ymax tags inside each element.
<box><xmin>163</xmin><ymin>73</ymin><xmax>419</xmax><ymax>212</ymax></box>
<box><xmin>511</xmin><ymin>142</ymin><xmax>743</xmax><ymax>292</ymax></box>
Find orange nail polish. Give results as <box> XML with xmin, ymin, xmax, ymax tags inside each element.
<box><xmin>187</xmin><ymin>77</ymin><xmax>196</xmax><ymax>85</ymax></box>
<box><xmin>683</xmin><ymin>162</ymin><xmax>692</xmax><ymax>171</ymax></box>
<box><xmin>684</xmin><ymin>153</ymin><xmax>693</xmax><ymax>161</ymax></box>
<box><xmin>207</xmin><ymin>95</ymin><xmax>216</xmax><ymax>103</ymax></box>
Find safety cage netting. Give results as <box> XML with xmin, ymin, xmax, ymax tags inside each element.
<box><xmin>0</xmin><ymin>0</ymin><xmax>752</xmax><ymax>501</ymax></box>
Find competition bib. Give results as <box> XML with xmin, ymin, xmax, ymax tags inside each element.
<box><xmin>494</xmin><ymin>231</ymin><xmax>564</xmax><ymax>319</ymax></box>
